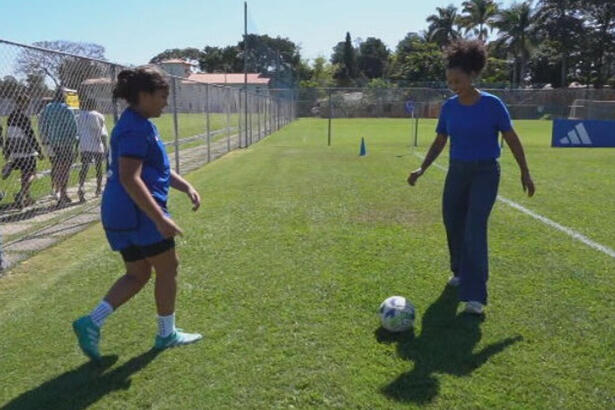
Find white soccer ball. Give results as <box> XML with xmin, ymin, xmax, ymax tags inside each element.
<box><xmin>379</xmin><ymin>296</ymin><xmax>415</xmax><ymax>332</ymax></box>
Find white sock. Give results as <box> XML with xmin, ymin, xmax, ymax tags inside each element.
<box><xmin>90</xmin><ymin>300</ymin><xmax>114</xmax><ymax>328</ymax></box>
<box><xmin>158</xmin><ymin>313</ymin><xmax>175</xmax><ymax>338</ymax></box>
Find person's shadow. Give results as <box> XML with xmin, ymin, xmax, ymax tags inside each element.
<box><xmin>377</xmin><ymin>286</ymin><xmax>522</xmax><ymax>404</ymax></box>
<box><xmin>2</xmin><ymin>349</ymin><xmax>160</xmax><ymax>410</ymax></box>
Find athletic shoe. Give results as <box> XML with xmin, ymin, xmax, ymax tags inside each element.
<box><xmin>154</xmin><ymin>329</ymin><xmax>203</xmax><ymax>350</ymax></box>
<box><xmin>72</xmin><ymin>315</ymin><xmax>101</xmax><ymax>360</ymax></box>
<box><xmin>465</xmin><ymin>301</ymin><xmax>485</xmax><ymax>315</ymax></box>
<box><xmin>58</xmin><ymin>195</ymin><xmax>72</xmax><ymax>206</ymax></box>
<box><xmin>447</xmin><ymin>276</ymin><xmax>461</xmax><ymax>287</ymax></box>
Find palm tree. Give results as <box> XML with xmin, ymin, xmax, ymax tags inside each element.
<box><xmin>459</xmin><ymin>0</ymin><xmax>499</xmax><ymax>42</ymax></box>
<box><xmin>492</xmin><ymin>2</ymin><xmax>537</xmax><ymax>87</ymax></box>
<box><xmin>426</xmin><ymin>5</ymin><xmax>461</xmax><ymax>48</ymax></box>
<box><xmin>535</xmin><ymin>0</ymin><xmax>585</xmax><ymax>87</ymax></box>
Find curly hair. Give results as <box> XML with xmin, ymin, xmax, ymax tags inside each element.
<box><xmin>445</xmin><ymin>40</ymin><xmax>487</xmax><ymax>75</ymax></box>
<box><xmin>112</xmin><ymin>65</ymin><xmax>169</xmax><ymax>105</ymax></box>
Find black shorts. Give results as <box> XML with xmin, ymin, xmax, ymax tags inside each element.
<box><xmin>81</xmin><ymin>151</ymin><xmax>105</xmax><ymax>165</ymax></box>
<box><xmin>119</xmin><ymin>238</ymin><xmax>175</xmax><ymax>263</ymax></box>
<box><xmin>10</xmin><ymin>157</ymin><xmax>37</xmax><ymax>175</ymax></box>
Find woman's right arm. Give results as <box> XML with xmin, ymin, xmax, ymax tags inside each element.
<box><xmin>119</xmin><ymin>157</ymin><xmax>182</xmax><ymax>237</ymax></box>
<box><xmin>407</xmin><ymin>133</ymin><xmax>448</xmax><ymax>186</ymax></box>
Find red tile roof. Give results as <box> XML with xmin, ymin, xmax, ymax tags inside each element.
<box><xmin>186</xmin><ymin>73</ymin><xmax>270</xmax><ymax>85</ymax></box>
<box><xmin>160</xmin><ymin>59</ymin><xmax>194</xmax><ymax>65</ymax></box>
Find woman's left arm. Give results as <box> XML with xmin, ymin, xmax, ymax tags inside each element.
<box><xmin>502</xmin><ymin>129</ymin><xmax>535</xmax><ymax>197</ymax></box>
<box><xmin>170</xmin><ymin>170</ymin><xmax>201</xmax><ymax>211</ymax></box>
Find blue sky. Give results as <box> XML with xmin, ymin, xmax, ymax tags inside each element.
<box><xmin>2</xmin><ymin>0</ymin><xmax>516</xmax><ymax>66</ymax></box>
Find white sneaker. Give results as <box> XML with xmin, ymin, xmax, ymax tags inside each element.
<box><xmin>465</xmin><ymin>301</ymin><xmax>484</xmax><ymax>314</ymax></box>
<box><xmin>447</xmin><ymin>276</ymin><xmax>461</xmax><ymax>287</ymax></box>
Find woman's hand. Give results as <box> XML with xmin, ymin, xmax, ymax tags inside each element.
<box><xmin>521</xmin><ymin>170</ymin><xmax>535</xmax><ymax>197</ymax></box>
<box><xmin>407</xmin><ymin>168</ymin><xmax>424</xmax><ymax>186</ymax></box>
<box><xmin>156</xmin><ymin>215</ymin><xmax>183</xmax><ymax>238</ymax></box>
<box><xmin>187</xmin><ymin>186</ymin><xmax>201</xmax><ymax>211</ymax></box>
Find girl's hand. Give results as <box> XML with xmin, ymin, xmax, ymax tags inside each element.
<box><xmin>187</xmin><ymin>187</ymin><xmax>201</xmax><ymax>211</ymax></box>
<box><xmin>156</xmin><ymin>216</ymin><xmax>183</xmax><ymax>238</ymax></box>
<box><xmin>407</xmin><ymin>168</ymin><xmax>424</xmax><ymax>186</ymax></box>
<box><xmin>521</xmin><ymin>170</ymin><xmax>535</xmax><ymax>197</ymax></box>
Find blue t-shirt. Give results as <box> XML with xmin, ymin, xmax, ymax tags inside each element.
<box><xmin>436</xmin><ymin>91</ymin><xmax>513</xmax><ymax>161</ymax></box>
<box><xmin>101</xmin><ymin>108</ymin><xmax>170</xmax><ymax>231</ymax></box>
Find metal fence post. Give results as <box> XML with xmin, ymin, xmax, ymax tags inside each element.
<box><xmin>206</xmin><ymin>84</ymin><xmax>211</xmax><ymax>162</ymax></box>
<box><xmin>171</xmin><ymin>77</ymin><xmax>180</xmax><ymax>173</ymax></box>
<box><xmin>226</xmin><ymin>87</ymin><xmax>231</xmax><ymax>153</ymax></box>
<box><xmin>249</xmin><ymin>93</ymin><xmax>253</xmax><ymax>145</ymax></box>
<box><xmin>111</xmin><ymin>65</ymin><xmax>119</xmax><ymax>125</ymax></box>
<box><xmin>238</xmin><ymin>89</ymin><xmax>243</xmax><ymax>148</ymax></box>
<box><xmin>328</xmin><ymin>88</ymin><xmax>332</xmax><ymax>146</ymax></box>
<box><xmin>256</xmin><ymin>89</ymin><xmax>261</xmax><ymax>141</ymax></box>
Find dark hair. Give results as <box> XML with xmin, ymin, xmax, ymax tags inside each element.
<box><xmin>112</xmin><ymin>65</ymin><xmax>169</xmax><ymax>105</ymax></box>
<box><xmin>445</xmin><ymin>40</ymin><xmax>487</xmax><ymax>75</ymax></box>
<box><xmin>53</xmin><ymin>87</ymin><xmax>65</xmax><ymax>102</ymax></box>
<box><xmin>81</xmin><ymin>97</ymin><xmax>96</xmax><ymax>111</ymax></box>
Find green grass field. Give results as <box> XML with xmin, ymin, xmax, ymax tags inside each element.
<box><xmin>1</xmin><ymin>118</ymin><xmax>613</xmax><ymax>409</ymax></box>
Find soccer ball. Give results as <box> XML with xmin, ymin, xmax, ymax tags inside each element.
<box><xmin>379</xmin><ymin>296</ymin><xmax>415</xmax><ymax>332</ymax></box>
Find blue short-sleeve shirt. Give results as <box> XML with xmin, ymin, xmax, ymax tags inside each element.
<box><xmin>101</xmin><ymin>108</ymin><xmax>170</xmax><ymax>231</ymax></box>
<box><xmin>436</xmin><ymin>91</ymin><xmax>513</xmax><ymax>160</ymax></box>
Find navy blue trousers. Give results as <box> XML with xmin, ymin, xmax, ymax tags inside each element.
<box><xmin>442</xmin><ymin>159</ymin><xmax>500</xmax><ymax>305</ymax></box>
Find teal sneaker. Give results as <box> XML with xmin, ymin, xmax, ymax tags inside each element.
<box><xmin>154</xmin><ymin>329</ymin><xmax>203</xmax><ymax>350</ymax></box>
<box><xmin>72</xmin><ymin>315</ymin><xmax>101</xmax><ymax>361</ymax></box>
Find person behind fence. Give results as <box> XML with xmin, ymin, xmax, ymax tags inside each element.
<box><xmin>407</xmin><ymin>39</ymin><xmax>535</xmax><ymax>315</ymax></box>
<box><xmin>39</xmin><ymin>88</ymin><xmax>78</xmax><ymax>205</ymax></box>
<box><xmin>1</xmin><ymin>93</ymin><xmax>44</xmax><ymax>208</ymax></box>
<box><xmin>76</xmin><ymin>97</ymin><xmax>108</xmax><ymax>202</ymax></box>
<box><xmin>72</xmin><ymin>65</ymin><xmax>203</xmax><ymax>361</ymax></box>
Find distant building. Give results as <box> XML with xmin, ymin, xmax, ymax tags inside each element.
<box><xmin>80</xmin><ymin>59</ymin><xmax>271</xmax><ymax>114</ymax></box>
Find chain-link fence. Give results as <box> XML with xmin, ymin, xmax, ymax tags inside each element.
<box><xmin>0</xmin><ymin>39</ymin><xmax>296</xmax><ymax>271</ymax></box>
<box><xmin>297</xmin><ymin>86</ymin><xmax>615</xmax><ymax>145</ymax></box>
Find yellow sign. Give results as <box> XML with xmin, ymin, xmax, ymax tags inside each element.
<box><xmin>64</xmin><ymin>89</ymin><xmax>80</xmax><ymax>109</ymax></box>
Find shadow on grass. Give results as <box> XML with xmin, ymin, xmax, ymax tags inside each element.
<box><xmin>377</xmin><ymin>286</ymin><xmax>522</xmax><ymax>405</ymax></box>
<box><xmin>2</xmin><ymin>349</ymin><xmax>160</xmax><ymax>410</ymax></box>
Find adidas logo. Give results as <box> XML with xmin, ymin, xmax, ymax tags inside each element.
<box><xmin>559</xmin><ymin>123</ymin><xmax>593</xmax><ymax>145</ymax></box>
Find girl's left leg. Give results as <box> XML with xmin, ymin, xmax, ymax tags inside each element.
<box><xmin>459</xmin><ymin>161</ymin><xmax>500</xmax><ymax>306</ymax></box>
<box><xmin>94</xmin><ymin>153</ymin><xmax>104</xmax><ymax>196</ymax></box>
<box><xmin>73</xmin><ymin>258</ymin><xmax>153</xmax><ymax>360</ymax></box>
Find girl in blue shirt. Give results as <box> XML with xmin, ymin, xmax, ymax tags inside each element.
<box><xmin>408</xmin><ymin>40</ymin><xmax>535</xmax><ymax>315</ymax></box>
<box><xmin>73</xmin><ymin>66</ymin><xmax>203</xmax><ymax>360</ymax></box>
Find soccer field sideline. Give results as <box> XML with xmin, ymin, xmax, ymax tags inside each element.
<box><xmin>414</xmin><ymin>152</ymin><xmax>615</xmax><ymax>259</ymax></box>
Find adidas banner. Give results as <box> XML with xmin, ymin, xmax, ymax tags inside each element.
<box><xmin>552</xmin><ymin>119</ymin><xmax>615</xmax><ymax>148</ymax></box>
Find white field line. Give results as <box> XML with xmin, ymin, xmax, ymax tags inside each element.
<box><xmin>413</xmin><ymin>153</ymin><xmax>615</xmax><ymax>259</ymax></box>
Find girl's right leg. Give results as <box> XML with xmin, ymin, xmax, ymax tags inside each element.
<box><xmin>147</xmin><ymin>247</ymin><xmax>202</xmax><ymax>349</ymax></box>
<box><xmin>78</xmin><ymin>152</ymin><xmax>90</xmax><ymax>201</ymax></box>
<box><xmin>442</xmin><ymin>163</ymin><xmax>470</xmax><ymax>282</ymax></box>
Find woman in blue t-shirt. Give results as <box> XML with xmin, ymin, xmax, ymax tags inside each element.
<box><xmin>408</xmin><ymin>40</ymin><xmax>535</xmax><ymax>315</ymax></box>
<box><xmin>72</xmin><ymin>66</ymin><xmax>203</xmax><ymax>360</ymax></box>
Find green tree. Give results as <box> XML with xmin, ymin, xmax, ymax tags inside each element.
<box><xmin>579</xmin><ymin>0</ymin><xmax>615</xmax><ymax>87</ymax></box>
<box><xmin>199</xmin><ymin>46</ymin><xmax>242</xmax><ymax>73</ymax></box>
<box><xmin>459</xmin><ymin>0</ymin><xmax>499</xmax><ymax>41</ymax></box>
<box><xmin>332</xmin><ymin>32</ymin><xmax>358</xmax><ymax>87</ymax></box>
<box><xmin>426</xmin><ymin>5</ymin><xmax>461</xmax><ymax>48</ymax></box>
<box><xmin>394</xmin><ymin>41</ymin><xmax>446</xmax><ymax>84</ymax></box>
<box><xmin>492</xmin><ymin>2</ymin><xmax>537</xmax><ymax>87</ymax></box>
<box><xmin>357</xmin><ymin>37</ymin><xmax>390</xmax><ymax>79</ymax></box>
<box><xmin>535</xmin><ymin>0</ymin><xmax>585</xmax><ymax>87</ymax></box>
